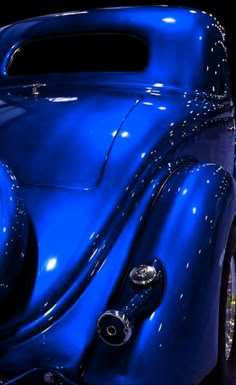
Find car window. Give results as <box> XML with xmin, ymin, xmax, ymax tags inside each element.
<box><xmin>7</xmin><ymin>33</ymin><xmax>149</xmax><ymax>75</ymax></box>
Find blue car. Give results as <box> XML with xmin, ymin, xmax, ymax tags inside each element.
<box><xmin>0</xmin><ymin>5</ymin><xmax>235</xmax><ymax>385</ymax></box>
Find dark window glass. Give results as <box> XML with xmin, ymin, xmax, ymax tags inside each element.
<box><xmin>7</xmin><ymin>33</ymin><xmax>148</xmax><ymax>75</ymax></box>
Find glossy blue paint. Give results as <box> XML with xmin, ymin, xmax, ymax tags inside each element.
<box><xmin>85</xmin><ymin>163</ymin><xmax>236</xmax><ymax>385</ymax></box>
<box><xmin>0</xmin><ymin>161</ymin><xmax>30</xmax><ymax>331</ymax></box>
<box><xmin>0</xmin><ymin>5</ymin><xmax>235</xmax><ymax>385</ymax></box>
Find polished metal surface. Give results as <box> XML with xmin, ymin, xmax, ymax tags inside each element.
<box><xmin>129</xmin><ymin>264</ymin><xmax>157</xmax><ymax>286</ymax></box>
<box><xmin>97</xmin><ymin>310</ymin><xmax>132</xmax><ymax>346</ymax></box>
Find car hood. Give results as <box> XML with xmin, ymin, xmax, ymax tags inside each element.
<box><xmin>0</xmin><ymin>83</ymin><xmax>139</xmax><ymax>189</ymax></box>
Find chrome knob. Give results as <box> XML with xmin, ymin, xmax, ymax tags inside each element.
<box><xmin>129</xmin><ymin>264</ymin><xmax>158</xmax><ymax>286</ymax></box>
<box><xmin>97</xmin><ymin>310</ymin><xmax>132</xmax><ymax>346</ymax></box>
<box><xmin>97</xmin><ymin>259</ymin><xmax>164</xmax><ymax>346</ymax></box>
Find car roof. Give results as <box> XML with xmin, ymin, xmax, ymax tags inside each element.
<box><xmin>0</xmin><ymin>6</ymin><xmax>229</xmax><ymax>94</ymax></box>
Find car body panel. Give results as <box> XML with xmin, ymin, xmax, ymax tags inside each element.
<box><xmin>84</xmin><ymin>163</ymin><xmax>236</xmax><ymax>385</ymax></box>
<box><xmin>0</xmin><ymin>6</ymin><xmax>229</xmax><ymax>93</ymax></box>
<box><xmin>0</xmin><ymin>87</ymin><xmax>139</xmax><ymax>189</ymax></box>
<box><xmin>0</xmin><ymin>5</ymin><xmax>235</xmax><ymax>385</ymax></box>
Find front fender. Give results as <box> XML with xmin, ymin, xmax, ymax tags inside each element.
<box><xmin>84</xmin><ymin>162</ymin><xmax>236</xmax><ymax>385</ymax></box>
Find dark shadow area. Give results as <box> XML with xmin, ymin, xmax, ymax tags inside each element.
<box><xmin>7</xmin><ymin>33</ymin><xmax>148</xmax><ymax>75</ymax></box>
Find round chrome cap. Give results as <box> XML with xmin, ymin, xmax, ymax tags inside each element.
<box><xmin>97</xmin><ymin>310</ymin><xmax>132</xmax><ymax>346</ymax></box>
<box><xmin>129</xmin><ymin>264</ymin><xmax>157</xmax><ymax>286</ymax></box>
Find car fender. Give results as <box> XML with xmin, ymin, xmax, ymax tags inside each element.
<box><xmin>0</xmin><ymin>160</ymin><xmax>34</xmax><ymax>332</ymax></box>
<box><xmin>84</xmin><ymin>161</ymin><xmax>236</xmax><ymax>385</ymax></box>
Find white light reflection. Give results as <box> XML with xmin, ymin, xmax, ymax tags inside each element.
<box><xmin>162</xmin><ymin>17</ymin><xmax>176</xmax><ymax>23</ymax></box>
<box><xmin>121</xmin><ymin>131</ymin><xmax>129</xmax><ymax>138</ymax></box>
<box><xmin>60</xmin><ymin>11</ymin><xmax>88</xmax><ymax>16</ymax></box>
<box><xmin>48</xmin><ymin>97</ymin><xmax>78</xmax><ymax>102</ymax></box>
<box><xmin>89</xmin><ymin>248</ymin><xmax>98</xmax><ymax>261</ymax></box>
<box><xmin>149</xmin><ymin>311</ymin><xmax>155</xmax><ymax>320</ymax></box>
<box><xmin>46</xmin><ymin>257</ymin><xmax>57</xmax><ymax>271</ymax></box>
<box><xmin>44</xmin><ymin>304</ymin><xmax>56</xmax><ymax>317</ymax></box>
<box><xmin>158</xmin><ymin>106</ymin><xmax>167</xmax><ymax>110</ymax></box>
<box><xmin>141</xmin><ymin>152</ymin><xmax>146</xmax><ymax>158</ymax></box>
<box><xmin>111</xmin><ymin>130</ymin><xmax>118</xmax><ymax>137</ymax></box>
<box><xmin>143</xmin><ymin>101</ymin><xmax>153</xmax><ymax>106</ymax></box>
<box><xmin>153</xmin><ymin>83</ymin><xmax>164</xmax><ymax>88</ymax></box>
<box><xmin>158</xmin><ymin>322</ymin><xmax>163</xmax><ymax>332</ymax></box>
<box><xmin>192</xmin><ymin>207</ymin><xmax>197</xmax><ymax>214</ymax></box>
<box><xmin>182</xmin><ymin>189</ymin><xmax>188</xmax><ymax>195</ymax></box>
<box><xmin>219</xmin><ymin>249</ymin><xmax>225</xmax><ymax>266</ymax></box>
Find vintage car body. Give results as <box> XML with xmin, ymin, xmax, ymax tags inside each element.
<box><xmin>0</xmin><ymin>5</ymin><xmax>235</xmax><ymax>385</ymax></box>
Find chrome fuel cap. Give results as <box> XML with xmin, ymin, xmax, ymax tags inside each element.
<box><xmin>129</xmin><ymin>264</ymin><xmax>158</xmax><ymax>286</ymax></box>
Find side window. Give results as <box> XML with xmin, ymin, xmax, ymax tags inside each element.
<box><xmin>7</xmin><ymin>33</ymin><xmax>149</xmax><ymax>75</ymax></box>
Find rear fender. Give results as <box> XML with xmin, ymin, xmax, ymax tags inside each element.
<box><xmin>84</xmin><ymin>162</ymin><xmax>236</xmax><ymax>385</ymax></box>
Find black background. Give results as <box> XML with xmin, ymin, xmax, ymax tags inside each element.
<box><xmin>0</xmin><ymin>1</ymin><xmax>234</xmax><ymax>98</ymax></box>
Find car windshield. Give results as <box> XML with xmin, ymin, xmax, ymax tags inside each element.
<box><xmin>7</xmin><ymin>33</ymin><xmax>149</xmax><ymax>75</ymax></box>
